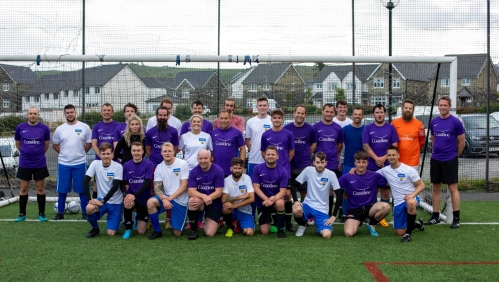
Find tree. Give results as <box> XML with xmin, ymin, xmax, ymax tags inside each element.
<box><xmin>335</xmin><ymin>88</ymin><xmax>346</xmax><ymax>101</ymax></box>
<box><xmin>313</xmin><ymin>62</ymin><xmax>325</xmax><ymax>76</ymax></box>
<box><xmin>304</xmin><ymin>87</ymin><xmax>313</xmax><ymax>102</ymax></box>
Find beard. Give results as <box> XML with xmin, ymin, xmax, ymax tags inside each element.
<box><xmin>157</xmin><ymin>118</ymin><xmax>168</xmax><ymax>130</ymax></box>
<box><xmin>66</xmin><ymin>117</ymin><xmax>76</xmax><ymax>123</ymax></box>
<box><xmin>231</xmin><ymin>171</ymin><xmax>242</xmax><ymax>179</ymax></box>
<box><xmin>402</xmin><ymin>111</ymin><xmax>413</xmax><ymax>121</ymax></box>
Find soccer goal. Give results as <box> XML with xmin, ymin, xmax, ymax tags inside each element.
<box><xmin>0</xmin><ymin>54</ymin><xmax>457</xmax><ymax>222</ymax></box>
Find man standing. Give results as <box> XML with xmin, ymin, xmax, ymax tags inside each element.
<box><xmin>211</xmin><ymin>110</ymin><xmax>246</xmax><ymax>177</ymax></box>
<box><xmin>333</xmin><ymin>100</ymin><xmax>353</xmax><ymax>171</ymax></box>
<box><xmin>222</xmin><ymin>157</ymin><xmax>255</xmax><ymax>237</ymax></box>
<box><xmin>284</xmin><ymin>104</ymin><xmax>317</xmax><ymax>202</ymax></box>
<box><xmin>180</xmin><ymin>100</ymin><xmax>213</xmax><ymax>135</ymax></box>
<box><xmin>377</xmin><ymin>146</ymin><xmax>425</xmax><ymax>242</ymax></box>
<box><xmin>362</xmin><ymin>104</ymin><xmax>399</xmax><ymax>226</ymax></box>
<box><xmin>186</xmin><ymin>149</ymin><xmax>225</xmax><ymax>240</ymax></box>
<box><xmin>292</xmin><ymin>152</ymin><xmax>340</xmax><ymax>239</ymax></box>
<box><xmin>339</xmin><ymin>151</ymin><xmax>391</xmax><ymax>237</ymax></box>
<box><xmin>252</xmin><ymin>146</ymin><xmax>289</xmax><ymax>238</ymax></box>
<box><xmin>147</xmin><ymin>142</ymin><xmax>189</xmax><ymax>239</ymax></box>
<box><xmin>313</xmin><ymin>103</ymin><xmax>344</xmax><ymax>218</ymax></box>
<box><xmin>391</xmin><ymin>99</ymin><xmax>425</xmax><ymax>170</ymax></box>
<box><xmin>146</xmin><ymin>98</ymin><xmax>182</xmax><ymax>134</ymax></box>
<box><xmin>260</xmin><ymin>109</ymin><xmax>295</xmax><ymax>232</ymax></box>
<box><xmin>340</xmin><ymin>107</ymin><xmax>365</xmax><ymax>222</ymax></box>
<box><xmin>145</xmin><ymin>106</ymin><xmax>179</xmax><ymax>166</ymax></box>
<box><xmin>52</xmin><ymin>104</ymin><xmax>92</xmax><ymax>220</ymax></box>
<box><xmin>426</xmin><ymin>96</ymin><xmax>464</xmax><ymax>228</ymax></box>
<box><xmin>14</xmin><ymin>106</ymin><xmax>51</xmax><ymax>222</ymax></box>
<box><xmin>213</xmin><ymin>98</ymin><xmax>245</xmax><ymax>132</ymax></box>
<box><xmin>122</xmin><ymin>142</ymin><xmax>154</xmax><ymax>239</ymax></box>
<box><xmin>113</xmin><ymin>103</ymin><xmax>138</xmax><ymax>149</ymax></box>
<box><xmin>84</xmin><ymin>143</ymin><xmax>123</xmax><ymax>238</ymax></box>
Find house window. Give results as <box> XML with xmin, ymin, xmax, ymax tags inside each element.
<box><xmin>25</xmin><ymin>97</ymin><xmax>30</xmax><ymax>103</ymax></box>
<box><xmin>3</xmin><ymin>99</ymin><xmax>10</xmax><ymax>108</ymax></box>
<box><xmin>263</xmin><ymin>84</ymin><xmax>269</xmax><ymax>91</ymax></box>
<box><xmin>315</xmin><ymin>83</ymin><xmax>322</xmax><ymax>89</ymax></box>
<box><xmin>44</xmin><ymin>93</ymin><xmax>49</xmax><ymax>100</ymax></box>
<box><xmin>249</xmin><ymin>84</ymin><xmax>257</xmax><ymax>92</ymax></box>
<box><xmin>347</xmin><ymin>84</ymin><xmax>353</xmax><ymax>90</ymax></box>
<box><xmin>171</xmin><ymin>91</ymin><xmax>177</xmax><ymax>97</ymax></box>
<box><xmin>182</xmin><ymin>89</ymin><xmax>190</xmax><ymax>98</ymax></box>
<box><xmin>373</xmin><ymin>78</ymin><xmax>384</xmax><ymax>88</ymax></box>
<box><xmin>85</xmin><ymin>87</ymin><xmax>90</xmax><ymax>94</ymax></box>
<box><xmin>73</xmin><ymin>89</ymin><xmax>79</xmax><ymax>97</ymax></box>
<box><xmin>441</xmin><ymin>78</ymin><xmax>450</xmax><ymax>87</ymax></box>
<box><xmin>328</xmin><ymin>83</ymin><xmax>338</xmax><ymax>90</ymax></box>
<box><xmin>34</xmin><ymin>96</ymin><xmax>40</xmax><ymax>102</ymax></box>
<box><xmin>64</xmin><ymin>90</ymin><xmax>69</xmax><ymax>97</ymax></box>
<box><xmin>54</xmin><ymin>93</ymin><xmax>59</xmax><ymax>100</ymax></box>
<box><xmin>95</xmin><ymin>87</ymin><xmax>101</xmax><ymax>94</ymax></box>
<box><xmin>393</xmin><ymin>78</ymin><xmax>400</xmax><ymax>88</ymax></box>
<box><xmin>2</xmin><ymin>83</ymin><xmax>9</xmax><ymax>92</ymax></box>
<box><xmin>461</xmin><ymin>78</ymin><xmax>470</xmax><ymax>86</ymax></box>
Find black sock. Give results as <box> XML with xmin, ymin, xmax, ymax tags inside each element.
<box><xmin>285</xmin><ymin>201</ymin><xmax>292</xmax><ymax>224</ymax></box>
<box><xmin>453</xmin><ymin>210</ymin><xmax>460</xmax><ymax>221</ymax></box>
<box><xmin>37</xmin><ymin>194</ymin><xmax>46</xmax><ymax>214</ymax></box>
<box><xmin>19</xmin><ymin>194</ymin><xmax>28</xmax><ymax>215</ymax></box>
<box><xmin>432</xmin><ymin>212</ymin><xmax>440</xmax><ymax>219</ymax></box>
<box><xmin>223</xmin><ymin>213</ymin><xmax>234</xmax><ymax>229</ymax></box>
<box><xmin>276</xmin><ymin>211</ymin><xmax>285</xmax><ymax>231</ymax></box>
<box><xmin>406</xmin><ymin>213</ymin><xmax>417</xmax><ymax>235</ymax></box>
<box><xmin>271</xmin><ymin>212</ymin><xmax>277</xmax><ymax>227</ymax></box>
<box><xmin>328</xmin><ymin>195</ymin><xmax>334</xmax><ymax>216</ymax></box>
<box><xmin>92</xmin><ymin>191</ymin><xmax>98</xmax><ymax>199</ymax></box>
<box><xmin>188</xmin><ymin>210</ymin><xmax>199</xmax><ymax>232</ymax></box>
<box><xmin>123</xmin><ymin>208</ymin><xmax>134</xmax><ymax>230</ymax></box>
<box><xmin>294</xmin><ymin>215</ymin><xmax>306</xmax><ymax>227</ymax></box>
<box><xmin>368</xmin><ymin>218</ymin><xmax>379</xmax><ymax>226</ymax></box>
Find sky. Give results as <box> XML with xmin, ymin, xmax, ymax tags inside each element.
<box><xmin>1</xmin><ymin>0</ymin><xmax>498</xmax><ymax>69</ymax></box>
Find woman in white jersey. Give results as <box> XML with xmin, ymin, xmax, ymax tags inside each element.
<box><xmin>179</xmin><ymin>115</ymin><xmax>213</xmax><ymax>171</ymax></box>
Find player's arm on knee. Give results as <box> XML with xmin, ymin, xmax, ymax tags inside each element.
<box><xmin>168</xmin><ymin>179</ymin><xmax>188</xmax><ymax>201</ymax></box>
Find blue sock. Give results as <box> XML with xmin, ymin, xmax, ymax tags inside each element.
<box><xmin>150</xmin><ymin>212</ymin><xmax>161</xmax><ymax>232</ymax></box>
<box><xmin>88</xmin><ymin>213</ymin><xmax>99</xmax><ymax>229</ymax></box>
<box><xmin>342</xmin><ymin>199</ymin><xmax>349</xmax><ymax>216</ymax></box>
<box><xmin>198</xmin><ymin>211</ymin><xmax>204</xmax><ymax>222</ymax></box>
<box><xmin>58</xmin><ymin>193</ymin><xmax>67</xmax><ymax>213</ymax></box>
<box><xmin>79</xmin><ymin>193</ymin><xmax>88</xmax><ymax>213</ymax></box>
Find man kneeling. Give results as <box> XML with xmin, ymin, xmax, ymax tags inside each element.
<box><xmin>338</xmin><ymin>150</ymin><xmax>390</xmax><ymax>237</ymax></box>
<box><xmin>84</xmin><ymin>143</ymin><xmax>124</xmax><ymax>238</ymax></box>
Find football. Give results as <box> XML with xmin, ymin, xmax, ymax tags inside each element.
<box><xmin>54</xmin><ymin>202</ymin><xmax>68</xmax><ymax>213</ymax></box>
<box><xmin>67</xmin><ymin>201</ymin><xmax>81</xmax><ymax>214</ymax></box>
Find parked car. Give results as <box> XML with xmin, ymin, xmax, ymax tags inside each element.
<box><xmin>0</xmin><ymin>138</ymin><xmax>20</xmax><ymax>175</ymax></box>
<box><xmin>458</xmin><ymin>114</ymin><xmax>499</xmax><ymax>157</ymax></box>
<box><xmin>203</xmin><ymin>106</ymin><xmax>211</xmax><ymax>117</ymax></box>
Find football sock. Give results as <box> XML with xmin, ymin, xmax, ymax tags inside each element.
<box><xmin>92</xmin><ymin>191</ymin><xmax>98</xmax><ymax>199</ymax></box>
<box><xmin>276</xmin><ymin>211</ymin><xmax>285</xmax><ymax>231</ymax></box>
<box><xmin>123</xmin><ymin>208</ymin><xmax>133</xmax><ymax>230</ymax></box>
<box><xmin>223</xmin><ymin>213</ymin><xmax>234</xmax><ymax>229</ymax></box>
<box><xmin>88</xmin><ymin>213</ymin><xmax>99</xmax><ymax>229</ymax></box>
<box><xmin>285</xmin><ymin>201</ymin><xmax>292</xmax><ymax>224</ymax></box>
<box><xmin>19</xmin><ymin>194</ymin><xmax>28</xmax><ymax>215</ymax></box>
<box><xmin>342</xmin><ymin>199</ymin><xmax>349</xmax><ymax>216</ymax></box>
<box><xmin>149</xmin><ymin>212</ymin><xmax>161</xmax><ymax>232</ymax></box>
<box><xmin>432</xmin><ymin>212</ymin><xmax>440</xmax><ymax>219</ymax></box>
<box><xmin>368</xmin><ymin>218</ymin><xmax>379</xmax><ymax>226</ymax></box>
<box><xmin>453</xmin><ymin>210</ymin><xmax>460</xmax><ymax>221</ymax></box>
<box><xmin>57</xmin><ymin>193</ymin><xmax>67</xmax><ymax>213</ymax></box>
<box><xmin>406</xmin><ymin>213</ymin><xmax>417</xmax><ymax>235</ymax></box>
<box><xmin>78</xmin><ymin>193</ymin><xmax>88</xmax><ymax>213</ymax></box>
<box><xmin>188</xmin><ymin>210</ymin><xmax>199</xmax><ymax>232</ymax></box>
<box><xmin>294</xmin><ymin>215</ymin><xmax>306</xmax><ymax>227</ymax></box>
<box><xmin>37</xmin><ymin>193</ymin><xmax>46</xmax><ymax>214</ymax></box>
<box><xmin>271</xmin><ymin>212</ymin><xmax>277</xmax><ymax>227</ymax></box>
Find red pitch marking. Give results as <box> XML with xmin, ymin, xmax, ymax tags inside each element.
<box><xmin>364</xmin><ymin>261</ymin><xmax>499</xmax><ymax>282</ymax></box>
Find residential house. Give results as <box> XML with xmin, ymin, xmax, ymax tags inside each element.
<box><xmin>226</xmin><ymin>67</ymin><xmax>255</xmax><ymax>106</ymax></box>
<box><xmin>241</xmin><ymin>63</ymin><xmax>305</xmax><ymax>109</ymax></box>
<box><xmin>0</xmin><ymin>64</ymin><xmax>38</xmax><ymax>114</ymax></box>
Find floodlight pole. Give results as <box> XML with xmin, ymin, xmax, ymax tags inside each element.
<box><xmin>385</xmin><ymin>1</ymin><xmax>396</xmax><ymax>123</ymax></box>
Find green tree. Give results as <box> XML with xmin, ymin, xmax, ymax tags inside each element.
<box><xmin>304</xmin><ymin>87</ymin><xmax>313</xmax><ymax>102</ymax></box>
<box><xmin>313</xmin><ymin>62</ymin><xmax>325</xmax><ymax>76</ymax></box>
<box><xmin>335</xmin><ymin>88</ymin><xmax>346</xmax><ymax>101</ymax></box>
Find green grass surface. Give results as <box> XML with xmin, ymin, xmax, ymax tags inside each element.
<box><xmin>1</xmin><ymin>202</ymin><xmax>498</xmax><ymax>281</ymax></box>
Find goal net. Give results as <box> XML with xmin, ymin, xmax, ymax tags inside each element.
<box><xmin>0</xmin><ymin>55</ymin><xmax>457</xmax><ymax>222</ymax></box>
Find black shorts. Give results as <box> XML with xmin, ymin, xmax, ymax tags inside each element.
<box><xmin>346</xmin><ymin>204</ymin><xmax>374</xmax><ymax>222</ymax></box>
<box><xmin>16</xmin><ymin>167</ymin><xmax>49</xmax><ymax>181</ymax></box>
<box><xmin>257</xmin><ymin>205</ymin><xmax>276</xmax><ymax>226</ymax></box>
<box><xmin>204</xmin><ymin>204</ymin><xmax>222</xmax><ymax>222</ymax></box>
<box><xmin>430</xmin><ymin>157</ymin><xmax>458</xmax><ymax>184</ymax></box>
<box><xmin>135</xmin><ymin>201</ymin><xmax>149</xmax><ymax>222</ymax></box>
<box><xmin>288</xmin><ymin>167</ymin><xmax>307</xmax><ymax>193</ymax></box>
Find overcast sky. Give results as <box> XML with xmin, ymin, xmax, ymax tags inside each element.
<box><xmin>1</xmin><ymin>0</ymin><xmax>498</xmax><ymax>69</ymax></box>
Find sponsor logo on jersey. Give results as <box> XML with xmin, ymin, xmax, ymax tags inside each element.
<box><xmin>264</xmin><ymin>124</ymin><xmax>271</xmax><ymax>131</ymax></box>
<box><xmin>199</xmin><ymin>138</ymin><xmax>206</xmax><ymax>144</ymax></box>
<box><xmin>398</xmin><ymin>173</ymin><xmax>405</xmax><ymax>181</ymax></box>
<box><xmin>319</xmin><ymin>135</ymin><xmax>336</xmax><ymax>142</ymax></box>
<box><xmin>320</xmin><ymin>177</ymin><xmax>328</xmax><ymax>185</ymax></box>
<box><xmin>23</xmin><ymin>138</ymin><xmax>41</xmax><ymax>145</ymax></box>
<box><xmin>352</xmin><ymin>188</ymin><xmax>370</xmax><ymax>195</ymax></box>
<box><xmin>294</xmin><ymin>137</ymin><xmax>306</xmax><ymax>144</ymax></box>
<box><xmin>98</xmin><ymin>133</ymin><xmax>114</xmax><ymax>140</ymax></box>
<box><xmin>371</xmin><ymin>135</ymin><xmax>389</xmax><ymax>144</ymax></box>
<box><xmin>239</xmin><ymin>185</ymin><xmax>246</xmax><ymax>193</ymax></box>
<box><xmin>75</xmin><ymin>129</ymin><xmax>82</xmax><ymax>136</ymax></box>
<box><xmin>399</xmin><ymin>134</ymin><xmax>414</xmax><ymax>141</ymax></box>
<box><xmin>106</xmin><ymin>172</ymin><xmax>114</xmax><ymax>181</ymax></box>
<box><xmin>173</xmin><ymin>168</ymin><xmax>180</xmax><ymax>176</ymax></box>
<box><xmin>434</xmin><ymin>130</ymin><xmax>451</xmax><ymax>137</ymax></box>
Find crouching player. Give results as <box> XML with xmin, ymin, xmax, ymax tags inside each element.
<box><xmin>147</xmin><ymin>142</ymin><xmax>189</xmax><ymax>240</ymax></box>
<box><xmin>339</xmin><ymin>150</ymin><xmax>390</xmax><ymax>237</ymax></box>
<box><xmin>84</xmin><ymin>142</ymin><xmax>124</xmax><ymax>238</ymax></box>
<box><xmin>121</xmin><ymin>141</ymin><xmax>155</xmax><ymax>239</ymax></box>
<box><xmin>222</xmin><ymin>157</ymin><xmax>255</xmax><ymax>237</ymax></box>
<box><xmin>292</xmin><ymin>152</ymin><xmax>340</xmax><ymax>239</ymax></box>
<box><xmin>377</xmin><ymin>146</ymin><xmax>425</xmax><ymax>242</ymax></box>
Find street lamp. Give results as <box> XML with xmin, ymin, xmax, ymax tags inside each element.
<box><xmin>380</xmin><ymin>0</ymin><xmax>399</xmax><ymax>122</ymax></box>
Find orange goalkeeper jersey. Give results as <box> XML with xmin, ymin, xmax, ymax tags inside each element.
<box><xmin>392</xmin><ymin>117</ymin><xmax>425</xmax><ymax>166</ymax></box>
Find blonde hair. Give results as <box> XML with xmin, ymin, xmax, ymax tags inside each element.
<box><xmin>124</xmin><ymin>115</ymin><xmax>144</xmax><ymax>146</ymax></box>
<box><xmin>189</xmin><ymin>114</ymin><xmax>203</xmax><ymax>123</ymax></box>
